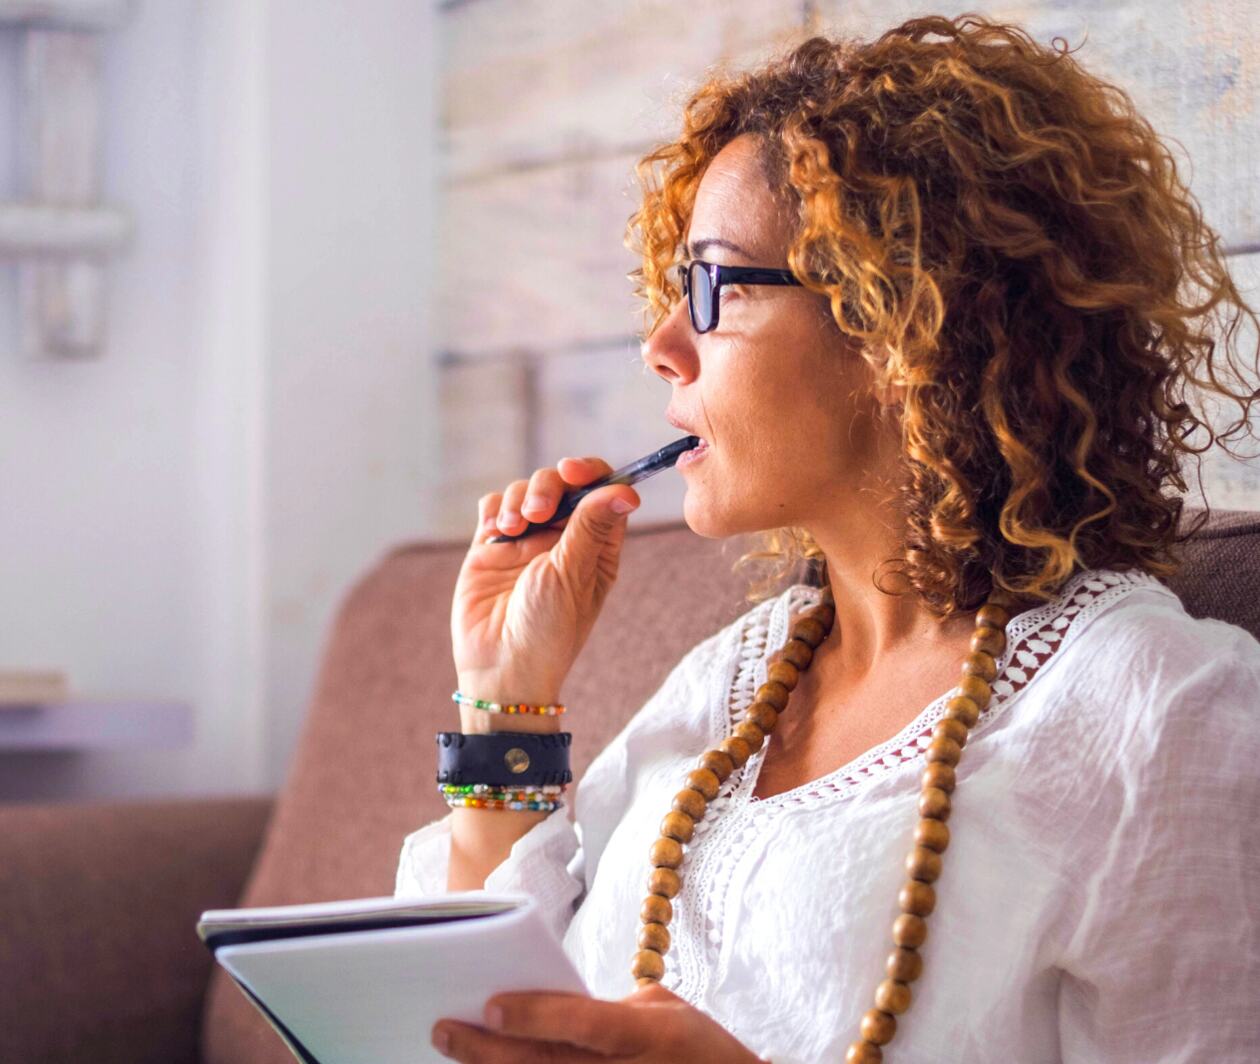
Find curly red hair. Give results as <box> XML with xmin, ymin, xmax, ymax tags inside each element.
<box><xmin>625</xmin><ymin>12</ymin><xmax>1260</xmax><ymax>615</ymax></box>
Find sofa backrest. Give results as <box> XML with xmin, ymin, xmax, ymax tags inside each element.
<box><xmin>201</xmin><ymin>507</ymin><xmax>1260</xmax><ymax>1064</ymax></box>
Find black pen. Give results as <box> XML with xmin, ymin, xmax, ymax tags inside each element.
<box><xmin>486</xmin><ymin>435</ymin><xmax>701</xmax><ymax>544</ymax></box>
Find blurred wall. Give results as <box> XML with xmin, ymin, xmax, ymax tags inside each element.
<box><xmin>0</xmin><ymin>0</ymin><xmax>441</xmax><ymax>801</ymax></box>
<box><xmin>433</xmin><ymin>0</ymin><xmax>1259</xmax><ymax>537</ymax></box>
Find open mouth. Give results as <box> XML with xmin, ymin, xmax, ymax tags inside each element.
<box><xmin>677</xmin><ymin>437</ymin><xmax>710</xmax><ymax>466</ymax></box>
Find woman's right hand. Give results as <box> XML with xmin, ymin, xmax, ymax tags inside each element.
<box><xmin>451</xmin><ymin>456</ymin><xmax>642</xmax><ymax>706</ymax></box>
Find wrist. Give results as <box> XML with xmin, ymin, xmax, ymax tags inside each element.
<box><xmin>459</xmin><ymin>705</ymin><xmax>563</xmax><ymax>735</ymax></box>
<box><xmin>456</xmin><ymin>680</ymin><xmax>564</xmax><ymax>731</ymax></box>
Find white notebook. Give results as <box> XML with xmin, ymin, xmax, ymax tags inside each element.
<box><xmin>197</xmin><ymin>892</ymin><xmax>588</xmax><ymax>1064</ymax></box>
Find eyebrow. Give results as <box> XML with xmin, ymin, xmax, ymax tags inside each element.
<box><xmin>685</xmin><ymin>237</ymin><xmax>753</xmax><ymax>261</ymax></box>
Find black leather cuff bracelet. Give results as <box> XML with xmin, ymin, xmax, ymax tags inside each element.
<box><xmin>435</xmin><ymin>731</ymin><xmax>573</xmax><ymax>787</ymax></box>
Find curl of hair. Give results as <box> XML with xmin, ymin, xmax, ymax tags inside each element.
<box><xmin>625</xmin><ymin>12</ymin><xmax>1260</xmax><ymax>616</ymax></box>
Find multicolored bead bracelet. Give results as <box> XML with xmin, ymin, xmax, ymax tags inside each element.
<box><xmin>438</xmin><ymin>780</ymin><xmax>566</xmax><ymax>812</ymax></box>
<box><xmin>441</xmin><ymin>793</ymin><xmax>564</xmax><ymax>812</ymax></box>
<box><xmin>451</xmin><ymin>691</ymin><xmax>567</xmax><ymax>716</ymax></box>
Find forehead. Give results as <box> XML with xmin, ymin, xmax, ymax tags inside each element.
<box><xmin>686</xmin><ymin>133</ymin><xmax>792</xmax><ymax>263</ymax></box>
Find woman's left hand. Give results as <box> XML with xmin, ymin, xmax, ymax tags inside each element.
<box><xmin>431</xmin><ymin>982</ymin><xmax>767</xmax><ymax>1063</ymax></box>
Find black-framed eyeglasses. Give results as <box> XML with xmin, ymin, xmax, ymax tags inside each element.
<box><xmin>676</xmin><ymin>259</ymin><xmax>802</xmax><ymax>334</ymax></box>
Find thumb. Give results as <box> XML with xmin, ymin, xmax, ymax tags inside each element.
<box><xmin>552</xmin><ymin>487</ymin><xmax>633</xmax><ymax>581</ymax></box>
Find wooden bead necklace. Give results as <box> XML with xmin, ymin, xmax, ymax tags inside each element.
<box><xmin>630</xmin><ymin>582</ymin><xmax>1017</xmax><ymax>1063</ymax></box>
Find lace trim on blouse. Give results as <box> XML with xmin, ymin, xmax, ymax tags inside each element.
<box><xmin>663</xmin><ymin>566</ymin><xmax>1175</xmax><ymax>1001</ymax></box>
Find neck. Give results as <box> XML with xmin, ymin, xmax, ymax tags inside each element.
<box><xmin>806</xmin><ymin>521</ymin><xmax>980</xmax><ymax>683</ymax></box>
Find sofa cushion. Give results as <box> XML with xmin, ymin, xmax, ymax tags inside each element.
<box><xmin>201</xmin><ymin>507</ymin><xmax>1258</xmax><ymax>1064</ymax></box>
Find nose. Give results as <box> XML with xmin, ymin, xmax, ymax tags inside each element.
<box><xmin>640</xmin><ymin>299</ymin><xmax>699</xmax><ymax>384</ymax></box>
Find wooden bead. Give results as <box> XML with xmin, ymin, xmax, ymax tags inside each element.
<box><xmin>647</xmin><ymin>867</ymin><xmax>681</xmax><ymax>898</ymax></box>
<box><xmin>631</xmin><ymin>949</ymin><xmax>665</xmax><ymax>981</ymax></box>
<box><xmin>970</xmin><ymin>625</ymin><xmax>1005</xmax><ymax>657</ymax></box>
<box><xmin>886</xmin><ymin>946</ymin><xmax>923</xmax><ymax>983</ymax></box>
<box><xmin>719</xmin><ymin>736</ymin><xmax>753</xmax><ymax>768</ymax></box>
<box><xmin>860</xmin><ymin>1008</ymin><xmax>897</xmax><ymax>1045</ymax></box>
<box><xmin>641</xmin><ymin>893</ymin><xmax>672</xmax><ymax>924</ymax></box>
<box><xmin>893</xmin><ymin>913</ymin><xmax>928</xmax><ymax>948</ymax></box>
<box><xmin>660</xmin><ymin>811</ymin><xmax>694</xmax><ymax>844</ymax></box>
<box><xmin>636</xmin><ymin>976</ymin><xmax>660</xmax><ymax>989</ymax></box>
<box><xmin>755</xmin><ymin>680</ymin><xmax>790</xmax><ymax>711</ymax></box>
<box><xmin>845</xmin><ymin>1041</ymin><xmax>883</xmax><ymax>1064</ymax></box>
<box><xmin>733</xmin><ymin>720</ymin><xmax>766</xmax><ymax>752</ymax></box>
<box><xmin>957</xmin><ymin>674</ymin><xmax>992</xmax><ymax>710</ymax></box>
<box><xmin>638</xmin><ymin>921</ymin><xmax>670</xmax><ymax>952</ymax></box>
<box><xmin>898</xmin><ymin>880</ymin><xmax>936</xmax><ymax>917</ymax></box>
<box><xmin>697</xmin><ymin>749</ymin><xmax>734</xmax><ymax>783</ymax></box>
<box><xmin>976</xmin><ymin>602</ymin><xmax>1011</xmax><ymax>629</ymax></box>
<box><xmin>743</xmin><ymin>701</ymin><xmax>780</xmax><ymax>734</ymax></box>
<box><xmin>649</xmin><ymin>837</ymin><xmax>683</xmax><ymax>868</ymax></box>
<box><xmin>672</xmin><ymin>788</ymin><xmax>707</xmax><ymax>820</ymax></box>
<box><xmin>906</xmin><ymin>845</ymin><xmax>943</xmax><ymax>882</ymax></box>
<box><xmin>914</xmin><ymin>817</ymin><xmax>950</xmax><ymax>853</ymax></box>
<box><xmin>933</xmin><ymin>717</ymin><xmax>969</xmax><ymax>747</ymax></box>
<box><xmin>943</xmin><ymin>695</ymin><xmax>980</xmax><ymax>727</ymax></box>
<box><xmin>767</xmin><ymin>660</ymin><xmax>799</xmax><ymax>691</ymax></box>
<box><xmin>921</xmin><ymin>761</ymin><xmax>955</xmax><ymax>794</ymax></box>
<box><xmin>685</xmin><ymin>768</ymin><xmax>721</xmax><ymax>801</ymax></box>
<box><xmin>961</xmin><ymin>650</ymin><xmax>997</xmax><ymax>682</ymax></box>
<box><xmin>874</xmin><ymin>978</ymin><xmax>912</xmax><ymax>1014</ymax></box>
<box><xmin>919</xmin><ymin>787</ymin><xmax>951</xmax><ymax>821</ymax></box>
<box><xmin>780</xmin><ymin>637</ymin><xmax>814</xmax><ymax>669</ymax></box>
<box><xmin>789</xmin><ymin>615</ymin><xmax>827</xmax><ymax>648</ymax></box>
<box><xmin>926</xmin><ymin>737</ymin><xmax>962</xmax><ymax>767</ymax></box>
<box><xmin>805</xmin><ymin>603</ymin><xmax>836</xmax><ymax>629</ymax></box>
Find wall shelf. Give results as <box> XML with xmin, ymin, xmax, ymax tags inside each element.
<box><xmin>0</xmin><ymin>698</ymin><xmax>193</xmax><ymax>751</ymax></box>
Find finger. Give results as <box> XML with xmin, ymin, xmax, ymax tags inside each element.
<box><xmin>474</xmin><ymin>492</ymin><xmax>503</xmax><ymax>546</ymax></box>
<box><xmin>520</xmin><ymin>467</ymin><xmax>569</xmax><ymax>524</ymax></box>
<box><xmin>556</xmin><ymin>455</ymin><xmax>614</xmax><ymax>484</ymax></box>
<box><xmin>496</xmin><ymin>479</ymin><xmax>531</xmax><ymax>534</ymax></box>
<box><xmin>484</xmin><ymin>992</ymin><xmax>651</xmax><ymax>1056</ymax></box>
<box><xmin>433</xmin><ymin>1020</ymin><xmax>609</xmax><ymax>1064</ymax></box>
<box><xmin>550</xmin><ymin>486</ymin><xmax>639</xmax><ymax>585</ymax></box>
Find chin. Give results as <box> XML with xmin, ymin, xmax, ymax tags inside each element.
<box><xmin>681</xmin><ymin>491</ymin><xmax>770</xmax><ymax>541</ymax></box>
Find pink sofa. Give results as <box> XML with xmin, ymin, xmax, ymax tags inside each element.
<box><xmin>1</xmin><ymin>510</ymin><xmax>1257</xmax><ymax>1063</ymax></box>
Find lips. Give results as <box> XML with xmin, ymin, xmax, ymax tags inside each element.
<box><xmin>666</xmin><ymin>411</ymin><xmax>709</xmax><ymax>449</ymax></box>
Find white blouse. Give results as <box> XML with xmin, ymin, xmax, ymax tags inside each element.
<box><xmin>395</xmin><ymin>567</ymin><xmax>1260</xmax><ymax>1063</ymax></box>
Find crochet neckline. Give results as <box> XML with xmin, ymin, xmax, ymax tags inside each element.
<box><xmin>717</xmin><ymin>565</ymin><xmax>1175</xmax><ymax>812</ymax></box>
<box><xmin>662</xmin><ymin>564</ymin><xmax>1177</xmax><ymax>1002</ymax></box>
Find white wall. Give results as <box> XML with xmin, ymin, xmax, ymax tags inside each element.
<box><xmin>0</xmin><ymin>0</ymin><xmax>441</xmax><ymax>802</ymax></box>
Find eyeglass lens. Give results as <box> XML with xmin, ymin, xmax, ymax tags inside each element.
<box><xmin>687</xmin><ymin>262</ymin><xmax>714</xmax><ymax>332</ymax></box>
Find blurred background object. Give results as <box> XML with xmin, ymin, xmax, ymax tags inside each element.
<box><xmin>0</xmin><ymin>0</ymin><xmax>1256</xmax><ymax>805</ymax></box>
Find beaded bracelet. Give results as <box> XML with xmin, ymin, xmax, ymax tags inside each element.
<box><xmin>451</xmin><ymin>691</ymin><xmax>567</xmax><ymax>716</ymax></box>
<box><xmin>442</xmin><ymin>794</ymin><xmax>564</xmax><ymax>812</ymax></box>
<box><xmin>440</xmin><ymin>783</ymin><xmax>567</xmax><ymax>796</ymax></box>
<box><xmin>438</xmin><ymin>781</ymin><xmax>567</xmax><ymax>812</ymax></box>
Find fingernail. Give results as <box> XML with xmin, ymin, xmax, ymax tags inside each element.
<box><xmin>482</xmin><ymin>515</ymin><xmax>497</xmax><ymax>532</ymax></box>
<box><xmin>522</xmin><ymin>494</ymin><xmax>547</xmax><ymax>514</ymax></box>
<box><xmin>500</xmin><ymin>509</ymin><xmax>519</xmax><ymax>527</ymax></box>
<box><xmin>432</xmin><ymin>1026</ymin><xmax>450</xmax><ymax>1053</ymax></box>
<box><xmin>610</xmin><ymin>498</ymin><xmax>634</xmax><ymax>514</ymax></box>
<box><xmin>485</xmin><ymin>1003</ymin><xmax>504</xmax><ymax>1029</ymax></box>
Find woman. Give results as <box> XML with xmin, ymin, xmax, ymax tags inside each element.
<box><xmin>400</xmin><ymin>14</ymin><xmax>1260</xmax><ymax>1063</ymax></box>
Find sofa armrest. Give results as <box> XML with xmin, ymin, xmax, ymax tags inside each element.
<box><xmin>0</xmin><ymin>795</ymin><xmax>274</xmax><ymax>1064</ymax></box>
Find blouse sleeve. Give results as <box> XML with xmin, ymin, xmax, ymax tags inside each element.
<box><xmin>391</xmin><ymin>607</ymin><xmax>740</xmax><ymax>952</ymax></box>
<box><xmin>394</xmin><ymin>806</ymin><xmax>586</xmax><ymax>946</ymax></box>
<box><xmin>1055</xmin><ymin>620</ymin><xmax>1260</xmax><ymax>1062</ymax></box>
